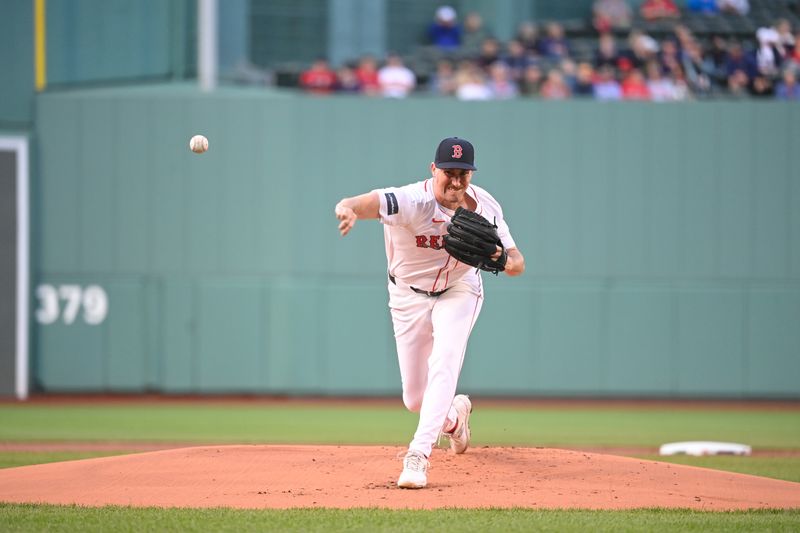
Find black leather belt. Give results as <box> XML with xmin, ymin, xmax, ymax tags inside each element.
<box><xmin>389</xmin><ymin>274</ymin><xmax>449</xmax><ymax>297</ymax></box>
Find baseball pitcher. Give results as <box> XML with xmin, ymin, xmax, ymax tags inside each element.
<box><xmin>335</xmin><ymin>137</ymin><xmax>525</xmax><ymax>488</ymax></box>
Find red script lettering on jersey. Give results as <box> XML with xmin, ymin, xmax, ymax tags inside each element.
<box><xmin>452</xmin><ymin>145</ymin><xmax>462</xmax><ymax>158</ymax></box>
<box><xmin>415</xmin><ymin>235</ymin><xmax>446</xmax><ymax>250</ymax></box>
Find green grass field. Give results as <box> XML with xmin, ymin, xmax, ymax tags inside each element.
<box><xmin>1</xmin><ymin>505</ymin><xmax>799</xmax><ymax>533</ymax></box>
<box><xmin>1</xmin><ymin>401</ymin><xmax>798</xmax><ymax>532</ymax></box>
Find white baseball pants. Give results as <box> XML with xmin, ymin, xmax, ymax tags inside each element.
<box><xmin>388</xmin><ymin>278</ymin><xmax>483</xmax><ymax>457</ymax></box>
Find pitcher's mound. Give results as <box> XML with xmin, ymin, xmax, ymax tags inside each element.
<box><xmin>1</xmin><ymin>445</ymin><xmax>798</xmax><ymax>510</ymax></box>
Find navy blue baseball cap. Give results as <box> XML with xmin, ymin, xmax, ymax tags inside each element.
<box><xmin>435</xmin><ymin>137</ymin><xmax>476</xmax><ymax>170</ymax></box>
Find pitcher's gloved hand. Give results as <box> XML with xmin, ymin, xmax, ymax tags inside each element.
<box><xmin>443</xmin><ymin>207</ymin><xmax>507</xmax><ymax>275</ymax></box>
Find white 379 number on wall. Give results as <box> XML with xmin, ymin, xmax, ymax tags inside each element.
<box><xmin>35</xmin><ymin>284</ymin><xmax>109</xmax><ymax>325</ymax></box>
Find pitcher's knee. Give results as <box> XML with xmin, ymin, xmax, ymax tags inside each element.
<box><xmin>402</xmin><ymin>393</ymin><xmax>423</xmax><ymax>413</ymax></box>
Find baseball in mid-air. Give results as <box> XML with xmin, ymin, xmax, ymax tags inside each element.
<box><xmin>189</xmin><ymin>134</ymin><xmax>209</xmax><ymax>154</ymax></box>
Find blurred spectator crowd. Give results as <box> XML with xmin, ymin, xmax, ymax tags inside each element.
<box><xmin>297</xmin><ymin>0</ymin><xmax>800</xmax><ymax>101</ymax></box>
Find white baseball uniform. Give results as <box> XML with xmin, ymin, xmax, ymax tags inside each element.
<box><xmin>376</xmin><ymin>178</ymin><xmax>517</xmax><ymax>457</ymax></box>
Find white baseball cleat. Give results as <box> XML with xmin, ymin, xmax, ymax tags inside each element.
<box><xmin>397</xmin><ymin>449</ymin><xmax>429</xmax><ymax>489</ymax></box>
<box><xmin>447</xmin><ymin>394</ymin><xmax>472</xmax><ymax>454</ymax></box>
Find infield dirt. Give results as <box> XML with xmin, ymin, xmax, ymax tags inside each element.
<box><xmin>0</xmin><ymin>445</ymin><xmax>799</xmax><ymax>510</ymax></box>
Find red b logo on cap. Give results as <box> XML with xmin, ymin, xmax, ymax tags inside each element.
<box><xmin>452</xmin><ymin>145</ymin><xmax>462</xmax><ymax>159</ymax></box>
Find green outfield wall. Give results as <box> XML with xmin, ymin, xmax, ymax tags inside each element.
<box><xmin>30</xmin><ymin>87</ymin><xmax>800</xmax><ymax>397</ymax></box>
<box><xmin>0</xmin><ymin>2</ymin><xmax>34</xmax><ymax>128</ymax></box>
